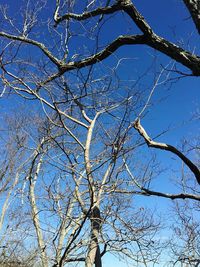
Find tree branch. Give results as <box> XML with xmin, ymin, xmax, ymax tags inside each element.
<box><xmin>120</xmin><ymin>0</ymin><xmax>200</xmax><ymax>75</ymax></box>
<box><xmin>2</xmin><ymin>2</ymin><xmax>200</xmax><ymax>78</ymax></box>
<box><xmin>60</xmin><ymin>34</ymin><xmax>200</xmax><ymax>76</ymax></box>
<box><xmin>39</xmin><ymin>35</ymin><xmax>146</xmax><ymax>85</ymax></box>
<box><xmin>183</xmin><ymin>0</ymin><xmax>200</xmax><ymax>34</ymax></box>
<box><xmin>54</xmin><ymin>2</ymin><xmax>121</xmax><ymax>25</ymax></box>
<box><xmin>122</xmin><ymin>159</ymin><xmax>200</xmax><ymax>201</ymax></box>
<box><xmin>114</xmin><ymin>188</ymin><xmax>200</xmax><ymax>201</ymax></box>
<box><xmin>38</xmin><ymin>32</ymin><xmax>200</xmax><ymax>87</ymax></box>
<box><xmin>119</xmin><ymin>0</ymin><xmax>154</xmax><ymax>35</ymax></box>
<box><xmin>59</xmin><ymin>35</ymin><xmax>146</xmax><ymax>71</ymax></box>
<box><xmin>0</xmin><ymin>31</ymin><xmax>62</xmax><ymax>67</ymax></box>
<box><xmin>134</xmin><ymin>119</ymin><xmax>200</xmax><ymax>185</ymax></box>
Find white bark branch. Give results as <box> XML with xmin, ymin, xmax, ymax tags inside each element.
<box><xmin>28</xmin><ymin>140</ymin><xmax>48</xmax><ymax>267</ymax></box>
<box><xmin>54</xmin><ymin>2</ymin><xmax>121</xmax><ymax>25</ymax></box>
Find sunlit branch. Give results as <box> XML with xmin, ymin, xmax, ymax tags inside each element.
<box><xmin>27</xmin><ymin>139</ymin><xmax>48</xmax><ymax>267</ymax></box>
<box><xmin>0</xmin><ymin>172</ymin><xmax>19</xmax><ymax>233</ymax></box>
<box><xmin>134</xmin><ymin>119</ymin><xmax>200</xmax><ymax>185</ymax></box>
<box><xmin>84</xmin><ymin>113</ymin><xmax>100</xmax><ymax>200</ymax></box>
<box><xmin>38</xmin><ymin>32</ymin><xmax>200</xmax><ymax>88</ymax></box>
<box><xmin>55</xmin><ymin>106</ymin><xmax>85</xmax><ymax>150</ymax></box>
<box><xmin>59</xmin><ymin>35</ymin><xmax>146</xmax><ymax>70</ymax></box>
<box><xmin>0</xmin><ymin>65</ymin><xmax>89</xmax><ymax>129</ymax></box>
<box><xmin>97</xmin><ymin>161</ymin><xmax>113</xmax><ymax>204</ymax></box>
<box><xmin>57</xmin><ymin>211</ymin><xmax>91</xmax><ymax>267</ymax></box>
<box><xmin>54</xmin><ymin>2</ymin><xmax>121</xmax><ymax>25</ymax></box>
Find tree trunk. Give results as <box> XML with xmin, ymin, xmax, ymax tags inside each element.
<box><xmin>85</xmin><ymin>206</ymin><xmax>102</xmax><ymax>267</ymax></box>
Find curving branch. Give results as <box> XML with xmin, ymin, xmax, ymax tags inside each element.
<box><xmin>119</xmin><ymin>0</ymin><xmax>154</xmax><ymax>35</ymax></box>
<box><xmin>146</xmin><ymin>35</ymin><xmax>200</xmax><ymax>76</ymax></box>
<box><xmin>54</xmin><ymin>2</ymin><xmax>121</xmax><ymax>25</ymax></box>
<box><xmin>53</xmin><ymin>0</ymin><xmax>200</xmax><ymax>77</ymax></box>
<box><xmin>59</xmin><ymin>35</ymin><xmax>146</xmax><ymax>71</ymax></box>
<box><xmin>39</xmin><ymin>34</ymin><xmax>146</xmax><ymax>85</ymax></box>
<box><xmin>1</xmin><ymin>1</ymin><xmax>200</xmax><ymax>79</ymax></box>
<box><xmin>57</xmin><ymin>34</ymin><xmax>200</xmax><ymax>76</ymax></box>
<box><xmin>183</xmin><ymin>0</ymin><xmax>200</xmax><ymax>34</ymax></box>
<box><xmin>0</xmin><ymin>31</ymin><xmax>62</xmax><ymax>67</ymax></box>
<box><xmin>133</xmin><ymin>119</ymin><xmax>200</xmax><ymax>185</ymax></box>
<box><xmin>122</xmin><ymin>159</ymin><xmax>200</xmax><ymax>201</ymax></box>
<box><xmin>120</xmin><ymin>0</ymin><xmax>200</xmax><ymax>75</ymax></box>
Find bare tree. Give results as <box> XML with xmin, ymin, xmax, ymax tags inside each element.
<box><xmin>0</xmin><ymin>0</ymin><xmax>199</xmax><ymax>266</ymax></box>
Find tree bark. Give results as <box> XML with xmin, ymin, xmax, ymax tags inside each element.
<box><xmin>86</xmin><ymin>206</ymin><xmax>102</xmax><ymax>267</ymax></box>
<box><xmin>183</xmin><ymin>0</ymin><xmax>200</xmax><ymax>34</ymax></box>
<box><xmin>29</xmin><ymin>154</ymin><xmax>48</xmax><ymax>267</ymax></box>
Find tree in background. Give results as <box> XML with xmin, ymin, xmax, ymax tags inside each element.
<box><xmin>0</xmin><ymin>0</ymin><xmax>199</xmax><ymax>266</ymax></box>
